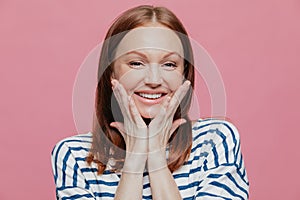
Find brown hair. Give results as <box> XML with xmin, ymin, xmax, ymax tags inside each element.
<box><xmin>87</xmin><ymin>5</ymin><xmax>195</xmax><ymax>174</ymax></box>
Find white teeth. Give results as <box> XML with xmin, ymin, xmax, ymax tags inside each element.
<box><xmin>138</xmin><ymin>93</ymin><xmax>162</xmax><ymax>99</ymax></box>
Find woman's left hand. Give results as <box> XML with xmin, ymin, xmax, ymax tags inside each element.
<box><xmin>147</xmin><ymin>80</ymin><xmax>191</xmax><ymax>171</ymax></box>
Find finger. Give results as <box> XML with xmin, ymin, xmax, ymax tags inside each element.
<box><xmin>112</xmin><ymin>80</ymin><xmax>126</xmax><ymax>107</ymax></box>
<box><xmin>148</xmin><ymin>103</ymin><xmax>168</xmax><ymax>137</ymax></box>
<box><xmin>116</xmin><ymin>80</ymin><xmax>131</xmax><ymax>107</ymax></box>
<box><xmin>129</xmin><ymin>97</ymin><xmax>146</xmax><ymax>127</ymax></box>
<box><xmin>151</xmin><ymin>95</ymin><xmax>170</xmax><ymax>123</ymax></box>
<box><xmin>112</xmin><ymin>79</ymin><xmax>131</xmax><ymax>119</ymax></box>
<box><xmin>156</xmin><ymin>101</ymin><xmax>169</xmax><ymax>120</ymax></box>
<box><xmin>112</xmin><ymin>80</ymin><xmax>124</xmax><ymax>110</ymax></box>
<box><xmin>169</xmin><ymin>118</ymin><xmax>187</xmax><ymax>138</ymax></box>
<box><xmin>110</xmin><ymin>122</ymin><xmax>126</xmax><ymax>138</ymax></box>
<box><xmin>171</xmin><ymin>80</ymin><xmax>191</xmax><ymax>107</ymax></box>
<box><xmin>168</xmin><ymin>80</ymin><xmax>191</xmax><ymax>116</ymax></box>
<box><xmin>162</xmin><ymin>95</ymin><xmax>171</xmax><ymax>109</ymax></box>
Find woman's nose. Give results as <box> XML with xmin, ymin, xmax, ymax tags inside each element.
<box><xmin>144</xmin><ymin>63</ymin><xmax>163</xmax><ymax>86</ymax></box>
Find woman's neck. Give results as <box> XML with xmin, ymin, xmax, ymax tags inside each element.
<box><xmin>142</xmin><ymin>117</ymin><xmax>152</xmax><ymax>126</ymax></box>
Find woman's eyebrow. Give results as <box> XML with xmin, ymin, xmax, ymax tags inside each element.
<box><xmin>162</xmin><ymin>52</ymin><xmax>181</xmax><ymax>59</ymax></box>
<box><xmin>124</xmin><ymin>51</ymin><xmax>147</xmax><ymax>59</ymax></box>
<box><xmin>124</xmin><ymin>51</ymin><xmax>181</xmax><ymax>59</ymax></box>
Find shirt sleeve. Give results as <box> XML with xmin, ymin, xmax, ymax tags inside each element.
<box><xmin>194</xmin><ymin>120</ymin><xmax>249</xmax><ymax>200</ymax></box>
<box><xmin>51</xmin><ymin>140</ymin><xmax>96</xmax><ymax>200</ymax></box>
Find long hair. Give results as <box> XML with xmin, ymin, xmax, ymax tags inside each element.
<box><xmin>87</xmin><ymin>5</ymin><xmax>195</xmax><ymax>174</ymax></box>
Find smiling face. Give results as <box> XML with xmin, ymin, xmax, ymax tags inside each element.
<box><xmin>112</xmin><ymin>26</ymin><xmax>185</xmax><ymax>118</ymax></box>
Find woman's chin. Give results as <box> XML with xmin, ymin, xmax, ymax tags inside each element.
<box><xmin>140</xmin><ymin>112</ymin><xmax>156</xmax><ymax>119</ymax></box>
<box><xmin>139</xmin><ymin>104</ymin><xmax>163</xmax><ymax>119</ymax></box>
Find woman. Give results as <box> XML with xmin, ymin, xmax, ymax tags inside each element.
<box><xmin>51</xmin><ymin>5</ymin><xmax>249</xmax><ymax>200</ymax></box>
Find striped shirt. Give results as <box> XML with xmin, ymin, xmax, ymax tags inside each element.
<box><xmin>51</xmin><ymin>119</ymin><xmax>249</xmax><ymax>199</ymax></box>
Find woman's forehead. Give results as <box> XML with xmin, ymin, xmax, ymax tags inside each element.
<box><xmin>115</xmin><ymin>27</ymin><xmax>184</xmax><ymax>59</ymax></box>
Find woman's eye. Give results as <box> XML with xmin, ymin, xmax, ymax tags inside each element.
<box><xmin>129</xmin><ymin>61</ymin><xmax>144</xmax><ymax>68</ymax></box>
<box><xmin>163</xmin><ymin>62</ymin><xmax>177</xmax><ymax>69</ymax></box>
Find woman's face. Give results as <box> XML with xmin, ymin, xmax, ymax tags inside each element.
<box><xmin>112</xmin><ymin>25</ymin><xmax>185</xmax><ymax>118</ymax></box>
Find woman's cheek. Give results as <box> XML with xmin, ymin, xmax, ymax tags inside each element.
<box><xmin>164</xmin><ymin>72</ymin><xmax>184</xmax><ymax>91</ymax></box>
<box><xmin>118</xmin><ymin>69</ymin><xmax>146</xmax><ymax>94</ymax></box>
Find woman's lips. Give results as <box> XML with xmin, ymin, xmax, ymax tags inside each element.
<box><xmin>133</xmin><ymin>92</ymin><xmax>167</xmax><ymax>105</ymax></box>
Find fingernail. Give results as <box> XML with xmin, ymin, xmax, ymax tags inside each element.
<box><xmin>181</xmin><ymin>119</ymin><xmax>187</xmax><ymax>124</ymax></box>
<box><xmin>111</xmin><ymin>79</ymin><xmax>117</xmax><ymax>88</ymax></box>
<box><xmin>167</xmin><ymin>96</ymin><xmax>171</xmax><ymax>102</ymax></box>
<box><xmin>110</xmin><ymin>122</ymin><xmax>116</xmax><ymax>127</ymax></box>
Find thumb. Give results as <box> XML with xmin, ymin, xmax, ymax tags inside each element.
<box><xmin>110</xmin><ymin>122</ymin><xmax>126</xmax><ymax>138</ymax></box>
<box><xmin>169</xmin><ymin>118</ymin><xmax>187</xmax><ymax>137</ymax></box>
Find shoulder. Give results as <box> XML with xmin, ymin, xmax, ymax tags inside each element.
<box><xmin>192</xmin><ymin>118</ymin><xmax>240</xmax><ymax>142</ymax></box>
<box><xmin>51</xmin><ymin>133</ymin><xmax>96</xmax><ymax>190</ymax></box>
<box><xmin>51</xmin><ymin>132</ymin><xmax>92</xmax><ymax>162</ymax></box>
<box><xmin>191</xmin><ymin>118</ymin><xmax>241</xmax><ymax>158</ymax></box>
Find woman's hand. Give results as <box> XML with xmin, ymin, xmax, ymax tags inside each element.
<box><xmin>109</xmin><ymin>79</ymin><xmax>191</xmax><ymax>172</ymax></box>
<box><xmin>147</xmin><ymin>80</ymin><xmax>191</xmax><ymax>172</ymax></box>
<box><xmin>110</xmin><ymin>79</ymin><xmax>148</xmax><ymax>173</ymax></box>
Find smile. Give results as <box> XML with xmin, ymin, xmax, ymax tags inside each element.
<box><xmin>133</xmin><ymin>92</ymin><xmax>167</xmax><ymax>105</ymax></box>
<box><xmin>137</xmin><ymin>93</ymin><xmax>163</xmax><ymax>99</ymax></box>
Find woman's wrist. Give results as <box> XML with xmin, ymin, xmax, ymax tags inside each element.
<box><xmin>147</xmin><ymin>148</ymin><xmax>168</xmax><ymax>173</ymax></box>
<box><xmin>122</xmin><ymin>151</ymin><xmax>147</xmax><ymax>174</ymax></box>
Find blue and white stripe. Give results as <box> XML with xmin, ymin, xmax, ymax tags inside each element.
<box><xmin>51</xmin><ymin>119</ymin><xmax>249</xmax><ymax>199</ymax></box>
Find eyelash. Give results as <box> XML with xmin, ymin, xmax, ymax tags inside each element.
<box><xmin>129</xmin><ymin>61</ymin><xmax>177</xmax><ymax>69</ymax></box>
<box><xmin>163</xmin><ymin>62</ymin><xmax>177</xmax><ymax>68</ymax></box>
<box><xmin>129</xmin><ymin>61</ymin><xmax>145</xmax><ymax>68</ymax></box>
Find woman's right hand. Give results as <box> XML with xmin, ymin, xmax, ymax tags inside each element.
<box><xmin>109</xmin><ymin>79</ymin><xmax>148</xmax><ymax>173</ymax></box>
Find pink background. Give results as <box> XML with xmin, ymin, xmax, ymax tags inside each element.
<box><xmin>1</xmin><ymin>0</ymin><xmax>299</xmax><ymax>199</ymax></box>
